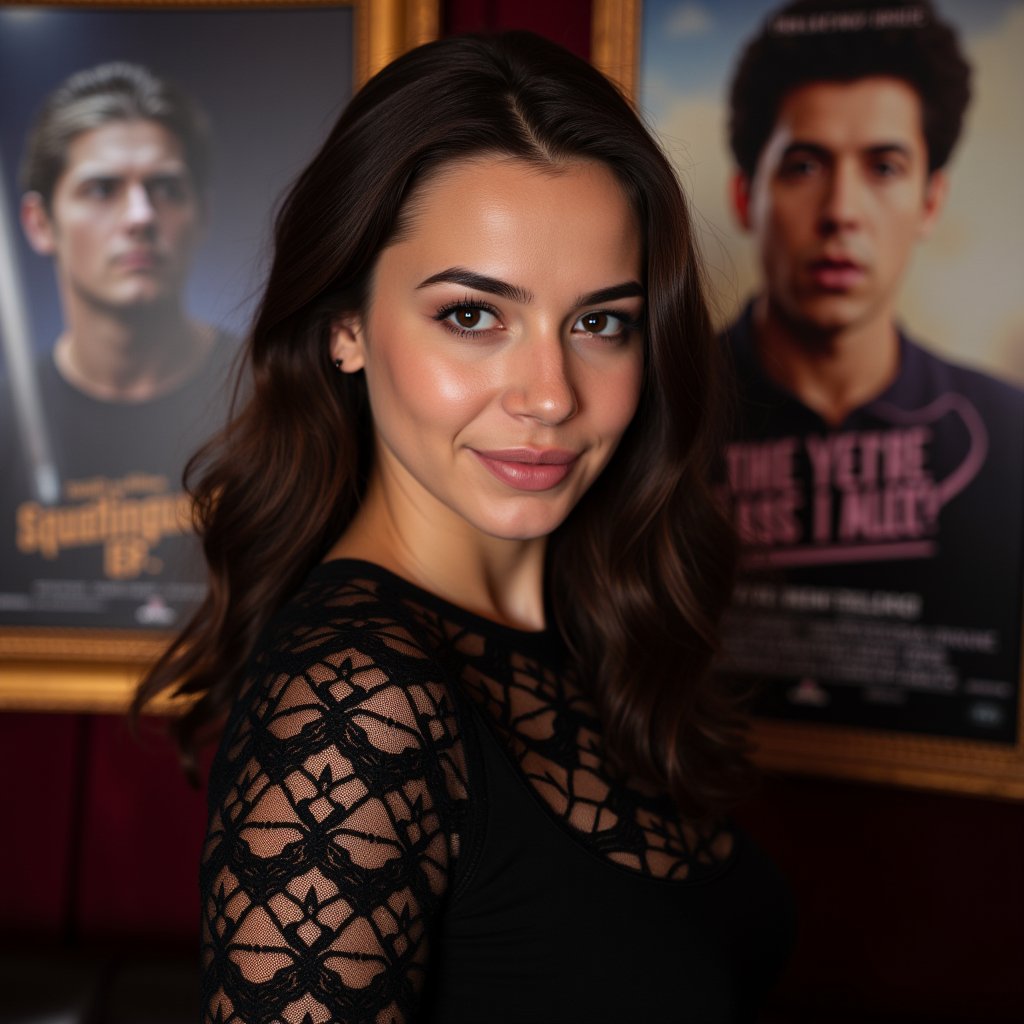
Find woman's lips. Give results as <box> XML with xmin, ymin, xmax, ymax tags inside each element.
<box><xmin>808</xmin><ymin>258</ymin><xmax>865</xmax><ymax>291</ymax></box>
<box><xmin>472</xmin><ymin>448</ymin><xmax>579</xmax><ymax>491</ymax></box>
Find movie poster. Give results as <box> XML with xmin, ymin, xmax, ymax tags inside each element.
<box><xmin>0</xmin><ymin>5</ymin><xmax>354</xmax><ymax>631</ymax></box>
<box><xmin>639</xmin><ymin>0</ymin><xmax>1024</xmax><ymax>743</ymax></box>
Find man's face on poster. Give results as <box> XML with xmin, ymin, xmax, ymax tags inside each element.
<box><xmin>22</xmin><ymin>119</ymin><xmax>203</xmax><ymax>313</ymax></box>
<box><xmin>734</xmin><ymin>76</ymin><xmax>947</xmax><ymax>338</ymax></box>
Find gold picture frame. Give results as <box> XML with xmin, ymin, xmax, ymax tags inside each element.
<box><xmin>591</xmin><ymin>0</ymin><xmax>641</xmax><ymax>101</ymax></box>
<box><xmin>0</xmin><ymin>0</ymin><xmax>438</xmax><ymax>711</ymax></box>
<box><xmin>592</xmin><ymin>0</ymin><xmax>1024</xmax><ymax>800</ymax></box>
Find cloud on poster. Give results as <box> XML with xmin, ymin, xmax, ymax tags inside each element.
<box><xmin>666</xmin><ymin>3</ymin><xmax>713</xmax><ymax>37</ymax></box>
<box><xmin>901</xmin><ymin>2</ymin><xmax>1024</xmax><ymax>382</ymax></box>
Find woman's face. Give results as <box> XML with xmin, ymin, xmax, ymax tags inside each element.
<box><xmin>332</xmin><ymin>155</ymin><xmax>645</xmax><ymax>545</ymax></box>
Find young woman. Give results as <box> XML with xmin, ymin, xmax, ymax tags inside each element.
<box><xmin>137</xmin><ymin>31</ymin><xmax>793</xmax><ymax>1023</ymax></box>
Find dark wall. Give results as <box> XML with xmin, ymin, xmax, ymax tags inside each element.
<box><xmin>0</xmin><ymin>714</ymin><xmax>207</xmax><ymax>945</ymax></box>
<box><xmin>2</xmin><ymin>2</ymin><xmax>1022</xmax><ymax>1020</ymax></box>
<box><xmin>444</xmin><ymin>0</ymin><xmax>592</xmax><ymax>53</ymax></box>
<box><xmin>738</xmin><ymin>777</ymin><xmax>1024</xmax><ymax>1022</ymax></box>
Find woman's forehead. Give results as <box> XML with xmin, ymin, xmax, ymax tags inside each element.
<box><xmin>379</xmin><ymin>155</ymin><xmax>643</xmax><ymax>298</ymax></box>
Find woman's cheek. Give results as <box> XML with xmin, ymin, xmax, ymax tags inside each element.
<box><xmin>382</xmin><ymin>341</ymin><xmax>494</xmax><ymax>427</ymax></box>
<box><xmin>594</xmin><ymin>358</ymin><xmax>644</xmax><ymax>436</ymax></box>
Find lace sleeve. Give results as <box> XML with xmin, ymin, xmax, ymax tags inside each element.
<box><xmin>200</xmin><ymin>623</ymin><xmax>469</xmax><ymax>1024</ymax></box>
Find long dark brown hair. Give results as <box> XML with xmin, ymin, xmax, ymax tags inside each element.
<box><xmin>135</xmin><ymin>31</ymin><xmax>749</xmax><ymax>816</ymax></box>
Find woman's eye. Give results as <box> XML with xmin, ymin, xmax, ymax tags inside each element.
<box><xmin>441</xmin><ymin>305</ymin><xmax>499</xmax><ymax>333</ymax></box>
<box><xmin>573</xmin><ymin>311</ymin><xmax>631</xmax><ymax>338</ymax></box>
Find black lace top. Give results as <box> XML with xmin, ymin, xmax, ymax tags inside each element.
<box><xmin>201</xmin><ymin>560</ymin><xmax>793</xmax><ymax>1023</ymax></box>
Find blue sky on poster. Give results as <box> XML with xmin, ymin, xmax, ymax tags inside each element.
<box><xmin>642</xmin><ymin>0</ymin><xmax>1020</xmax><ymax>117</ymax></box>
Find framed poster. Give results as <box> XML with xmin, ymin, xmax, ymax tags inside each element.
<box><xmin>0</xmin><ymin>0</ymin><xmax>438</xmax><ymax>710</ymax></box>
<box><xmin>593</xmin><ymin>0</ymin><xmax>1024</xmax><ymax>797</ymax></box>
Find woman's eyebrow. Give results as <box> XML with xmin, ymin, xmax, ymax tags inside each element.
<box><xmin>417</xmin><ymin>268</ymin><xmax>645</xmax><ymax>308</ymax></box>
<box><xmin>418</xmin><ymin>267</ymin><xmax>532</xmax><ymax>304</ymax></box>
<box><xmin>576</xmin><ymin>282</ymin><xmax>645</xmax><ymax>306</ymax></box>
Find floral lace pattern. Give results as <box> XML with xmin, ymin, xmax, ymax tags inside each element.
<box><xmin>406</xmin><ymin>600</ymin><xmax>733</xmax><ymax>879</ymax></box>
<box><xmin>201</xmin><ymin>565</ymin><xmax>733</xmax><ymax>1022</ymax></box>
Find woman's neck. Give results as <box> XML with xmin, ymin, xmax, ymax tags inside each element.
<box><xmin>325</xmin><ymin>472</ymin><xmax>549</xmax><ymax>632</ymax></box>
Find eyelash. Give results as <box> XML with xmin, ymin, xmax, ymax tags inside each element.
<box><xmin>433</xmin><ymin>300</ymin><xmax>643</xmax><ymax>343</ymax></box>
<box><xmin>579</xmin><ymin>310</ymin><xmax>645</xmax><ymax>340</ymax></box>
<box><xmin>434</xmin><ymin>299</ymin><xmax>501</xmax><ymax>338</ymax></box>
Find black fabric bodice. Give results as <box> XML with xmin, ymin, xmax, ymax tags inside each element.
<box><xmin>201</xmin><ymin>560</ymin><xmax>794</xmax><ymax>1023</ymax></box>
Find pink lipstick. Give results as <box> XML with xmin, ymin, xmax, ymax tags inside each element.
<box><xmin>472</xmin><ymin>448</ymin><xmax>579</xmax><ymax>491</ymax></box>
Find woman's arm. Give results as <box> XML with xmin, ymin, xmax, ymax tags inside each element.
<box><xmin>200</xmin><ymin>633</ymin><xmax>468</xmax><ymax>1024</ymax></box>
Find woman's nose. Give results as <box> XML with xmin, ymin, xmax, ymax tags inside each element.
<box><xmin>501</xmin><ymin>329</ymin><xmax>579</xmax><ymax>425</ymax></box>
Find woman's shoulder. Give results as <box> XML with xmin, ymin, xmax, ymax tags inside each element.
<box><xmin>256</xmin><ymin>559</ymin><xmax>445</xmax><ymax>684</ymax></box>
<box><xmin>264</xmin><ymin>561</ymin><xmax>432</xmax><ymax>655</ymax></box>
<box><xmin>217</xmin><ymin>559</ymin><xmax>471</xmax><ymax>783</ymax></box>
<box><xmin>205</xmin><ymin>561</ymin><xmax>477</xmax><ymax>874</ymax></box>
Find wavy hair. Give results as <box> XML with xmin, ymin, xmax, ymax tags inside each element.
<box><xmin>135</xmin><ymin>31</ymin><xmax>748</xmax><ymax>817</ymax></box>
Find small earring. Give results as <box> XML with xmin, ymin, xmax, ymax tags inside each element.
<box><xmin>333</xmin><ymin>358</ymin><xmax>343</xmax><ymax>371</ymax></box>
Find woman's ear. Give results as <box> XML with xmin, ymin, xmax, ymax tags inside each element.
<box><xmin>329</xmin><ymin>315</ymin><xmax>366</xmax><ymax>373</ymax></box>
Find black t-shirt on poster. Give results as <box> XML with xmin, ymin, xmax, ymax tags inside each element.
<box><xmin>718</xmin><ymin>303</ymin><xmax>1024</xmax><ymax>743</ymax></box>
<box><xmin>0</xmin><ymin>333</ymin><xmax>236</xmax><ymax>629</ymax></box>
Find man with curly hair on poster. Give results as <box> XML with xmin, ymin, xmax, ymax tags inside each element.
<box><xmin>719</xmin><ymin>0</ymin><xmax>1024</xmax><ymax>742</ymax></box>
